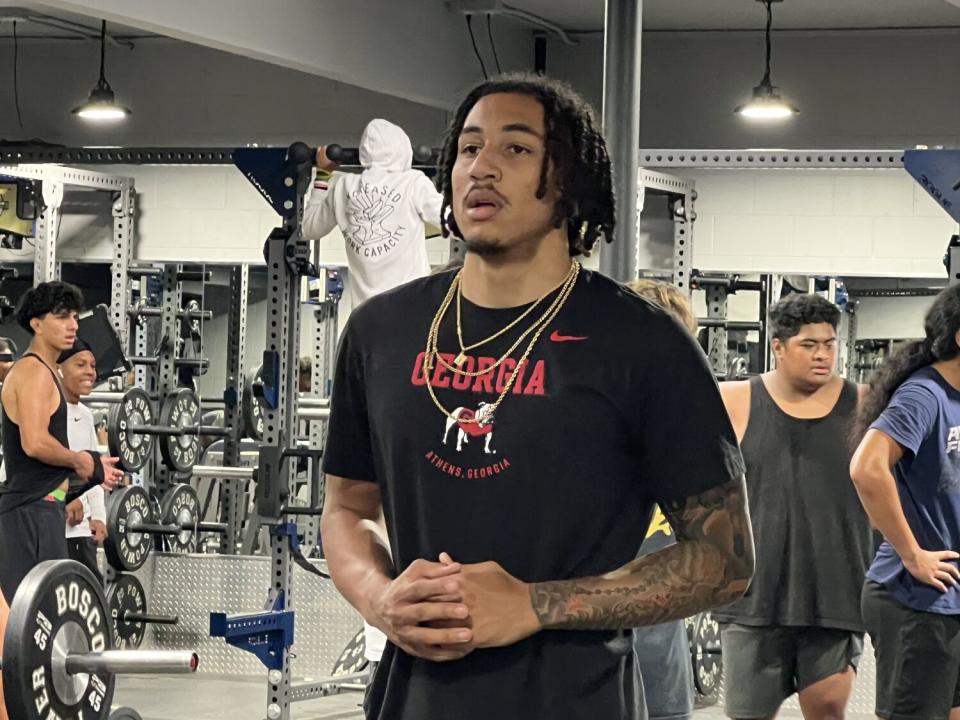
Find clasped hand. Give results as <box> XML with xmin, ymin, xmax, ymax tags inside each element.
<box><xmin>369</xmin><ymin>553</ymin><xmax>540</xmax><ymax>662</ymax></box>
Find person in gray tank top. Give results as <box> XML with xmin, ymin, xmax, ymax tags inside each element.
<box><xmin>715</xmin><ymin>293</ymin><xmax>873</xmax><ymax>720</ymax></box>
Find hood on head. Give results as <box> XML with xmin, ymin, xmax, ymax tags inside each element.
<box><xmin>359</xmin><ymin>119</ymin><xmax>413</xmax><ymax>172</ymax></box>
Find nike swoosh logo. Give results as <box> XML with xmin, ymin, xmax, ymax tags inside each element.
<box><xmin>550</xmin><ymin>331</ymin><xmax>588</xmax><ymax>342</ymax></box>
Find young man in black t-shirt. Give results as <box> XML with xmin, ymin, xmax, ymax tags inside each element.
<box><xmin>320</xmin><ymin>75</ymin><xmax>755</xmax><ymax>720</ymax></box>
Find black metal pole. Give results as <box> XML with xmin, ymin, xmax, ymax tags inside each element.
<box><xmin>599</xmin><ymin>0</ymin><xmax>642</xmax><ymax>282</ymax></box>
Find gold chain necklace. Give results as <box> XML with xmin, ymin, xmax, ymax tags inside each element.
<box><xmin>422</xmin><ymin>261</ymin><xmax>581</xmax><ymax>425</ymax></box>
<box><xmin>453</xmin><ymin>278</ymin><xmax>550</xmax><ymax>366</ymax></box>
<box><xmin>432</xmin><ymin>261</ymin><xmax>578</xmax><ymax>378</ymax></box>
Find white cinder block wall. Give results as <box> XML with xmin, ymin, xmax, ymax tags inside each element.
<box><xmin>686</xmin><ymin>169</ymin><xmax>958</xmax><ymax>278</ymax></box>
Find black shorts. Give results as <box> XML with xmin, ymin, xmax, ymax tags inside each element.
<box><xmin>0</xmin><ymin>498</ymin><xmax>69</xmax><ymax>604</ymax></box>
<box><xmin>862</xmin><ymin>580</ymin><xmax>960</xmax><ymax>720</ymax></box>
<box><xmin>720</xmin><ymin>623</ymin><xmax>862</xmax><ymax>719</ymax></box>
<box><xmin>67</xmin><ymin>536</ymin><xmax>103</xmax><ymax>586</ymax></box>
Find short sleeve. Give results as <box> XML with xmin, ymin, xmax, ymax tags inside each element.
<box><xmin>322</xmin><ymin>319</ymin><xmax>376</xmax><ymax>482</ymax></box>
<box><xmin>871</xmin><ymin>382</ymin><xmax>938</xmax><ymax>456</ymax></box>
<box><xmin>632</xmin><ymin>314</ymin><xmax>744</xmax><ymax>503</ymax></box>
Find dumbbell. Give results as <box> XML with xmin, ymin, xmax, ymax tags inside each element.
<box><xmin>104</xmin><ymin>485</ymin><xmax>228</xmax><ymax>572</ymax></box>
<box><xmin>1</xmin><ymin>560</ymin><xmax>198</xmax><ymax>720</ymax></box>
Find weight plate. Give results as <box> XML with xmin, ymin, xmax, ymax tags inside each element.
<box><xmin>331</xmin><ymin>628</ymin><xmax>368</xmax><ymax>677</ymax></box>
<box><xmin>159</xmin><ymin>388</ymin><xmax>201</xmax><ymax>473</ymax></box>
<box><xmin>109</xmin><ymin>708</ymin><xmax>143</xmax><ymax>720</ymax></box>
<box><xmin>107</xmin><ymin>387</ymin><xmax>156</xmax><ymax>472</ymax></box>
<box><xmin>2</xmin><ymin>560</ymin><xmax>114</xmax><ymax>720</ymax></box>
<box><xmin>691</xmin><ymin>611</ymin><xmax>722</xmax><ymax>703</ymax></box>
<box><xmin>159</xmin><ymin>484</ymin><xmax>200</xmax><ymax>554</ymax></box>
<box><xmin>242</xmin><ymin>366</ymin><xmax>264</xmax><ymax>441</ymax></box>
<box><xmin>106</xmin><ymin>574</ymin><xmax>147</xmax><ymax>650</ymax></box>
<box><xmin>103</xmin><ymin>486</ymin><xmax>154</xmax><ymax>572</ymax></box>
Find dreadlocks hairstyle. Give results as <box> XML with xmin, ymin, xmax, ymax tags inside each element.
<box><xmin>852</xmin><ymin>284</ymin><xmax>960</xmax><ymax>443</ymax></box>
<box><xmin>15</xmin><ymin>280</ymin><xmax>84</xmax><ymax>333</ymax></box>
<box><xmin>437</xmin><ymin>73</ymin><xmax>615</xmax><ymax>257</ymax></box>
<box><xmin>769</xmin><ymin>293</ymin><xmax>841</xmax><ymax>342</ymax></box>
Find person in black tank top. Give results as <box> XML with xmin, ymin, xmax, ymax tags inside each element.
<box><xmin>715</xmin><ymin>293</ymin><xmax>872</xmax><ymax>720</ymax></box>
<box><xmin>0</xmin><ymin>282</ymin><xmax>122</xmax><ymax>718</ymax></box>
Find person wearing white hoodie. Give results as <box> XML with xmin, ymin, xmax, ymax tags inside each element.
<box><xmin>303</xmin><ymin>119</ymin><xmax>442</xmax><ymax>678</ymax></box>
<box><xmin>302</xmin><ymin>118</ymin><xmax>443</xmax><ymax>309</ymax></box>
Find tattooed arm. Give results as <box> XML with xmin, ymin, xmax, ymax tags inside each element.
<box><xmin>529</xmin><ymin>475</ymin><xmax>754</xmax><ymax>630</ymax></box>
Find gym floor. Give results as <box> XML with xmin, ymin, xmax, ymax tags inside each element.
<box><xmin>111</xmin><ymin>676</ymin><xmax>876</xmax><ymax>719</ymax></box>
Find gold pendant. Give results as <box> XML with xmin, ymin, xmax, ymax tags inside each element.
<box><xmin>454</xmin><ymin>352</ymin><xmax>466</xmax><ymax>367</ymax></box>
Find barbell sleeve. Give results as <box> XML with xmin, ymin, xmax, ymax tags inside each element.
<box><xmin>176</xmin><ymin>270</ymin><xmax>212</xmax><ymax>282</ymax></box>
<box><xmin>126</xmin><ymin>522</ymin><xmax>182</xmax><ymax>536</ymax></box>
<box><xmin>280</xmin><ymin>506</ymin><xmax>323</xmax><ymax>516</ymax></box>
<box><xmin>189</xmin><ymin>465</ymin><xmax>255</xmax><ymax>480</ymax></box>
<box><xmin>297</xmin><ymin>408</ymin><xmax>330</xmax><ymax>420</ymax></box>
<box><xmin>297</xmin><ymin>397</ymin><xmax>329</xmax><ymax>408</ymax></box>
<box><xmin>124</xmin><ymin>611</ymin><xmax>180</xmax><ymax>625</ymax></box>
<box><xmin>128</xmin><ymin>307</ymin><xmax>213</xmax><ymax>321</ymax></box>
<box><xmin>64</xmin><ymin>650</ymin><xmax>198</xmax><ymax>675</ymax></box>
<box><xmin>124</xmin><ymin>424</ymin><xmax>232</xmax><ymax>437</ymax></box>
<box><xmin>691</xmin><ymin>276</ymin><xmax>765</xmax><ymax>293</ymax></box>
<box><xmin>697</xmin><ymin>319</ymin><xmax>763</xmax><ymax>331</ymax></box>
<box><xmin>195</xmin><ymin>522</ymin><xmax>228</xmax><ymax>534</ymax></box>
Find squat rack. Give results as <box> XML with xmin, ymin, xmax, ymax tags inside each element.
<box><xmin>0</xmin><ymin>163</ymin><xmax>136</xmax><ymax>344</ymax></box>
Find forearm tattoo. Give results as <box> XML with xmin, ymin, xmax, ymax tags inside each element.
<box><xmin>530</xmin><ymin>476</ymin><xmax>755</xmax><ymax>630</ymax></box>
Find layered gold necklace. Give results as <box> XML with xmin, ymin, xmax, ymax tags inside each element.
<box><xmin>423</xmin><ymin>260</ymin><xmax>580</xmax><ymax>426</ymax></box>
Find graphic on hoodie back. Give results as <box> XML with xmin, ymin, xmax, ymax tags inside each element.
<box><xmin>342</xmin><ymin>119</ymin><xmax>418</xmax><ymax>261</ymax></box>
<box><xmin>345</xmin><ymin>181</ymin><xmax>406</xmax><ymax>257</ymax></box>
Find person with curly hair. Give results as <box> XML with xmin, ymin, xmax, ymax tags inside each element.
<box><xmin>851</xmin><ymin>284</ymin><xmax>960</xmax><ymax>720</ymax></box>
<box><xmin>0</xmin><ymin>281</ymin><xmax>122</xmax><ymax>716</ymax></box>
<box><xmin>715</xmin><ymin>292</ymin><xmax>872</xmax><ymax>720</ymax></box>
<box><xmin>320</xmin><ymin>74</ymin><xmax>753</xmax><ymax>720</ymax></box>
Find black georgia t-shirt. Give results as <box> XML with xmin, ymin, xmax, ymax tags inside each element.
<box><xmin>322</xmin><ymin>268</ymin><xmax>744</xmax><ymax>720</ymax></box>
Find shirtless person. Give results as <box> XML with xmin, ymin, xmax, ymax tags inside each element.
<box><xmin>715</xmin><ymin>293</ymin><xmax>872</xmax><ymax>720</ymax></box>
<box><xmin>0</xmin><ymin>282</ymin><xmax>121</xmax><ymax>717</ymax></box>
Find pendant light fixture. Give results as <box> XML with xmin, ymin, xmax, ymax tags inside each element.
<box><xmin>71</xmin><ymin>20</ymin><xmax>131</xmax><ymax>121</ymax></box>
<box><xmin>734</xmin><ymin>0</ymin><xmax>798</xmax><ymax>121</ymax></box>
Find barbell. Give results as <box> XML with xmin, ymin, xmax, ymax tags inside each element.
<box><xmin>102</xmin><ymin>384</ymin><xmax>325</xmax><ymax>471</ymax></box>
<box><xmin>242</xmin><ymin>365</ymin><xmax>330</xmax><ymax>441</ymax></box>
<box><xmin>107</xmin><ymin>388</ymin><xmax>231</xmax><ymax>473</ymax></box>
<box><xmin>1</xmin><ymin>560</ymin><xmax>198</xmax><ymax>720</ymax></box>
<box><xmin>107</xmin><ymin>573</ymin><xmax>179</xmax><ymax>650</ymax></box>
<box><xmin>104</xmin><ymin>485</ymin><xmax>228</xmax><ymax>572</ymax></box>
